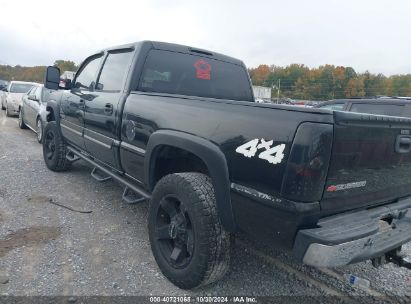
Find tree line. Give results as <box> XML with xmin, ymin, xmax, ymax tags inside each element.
<box><xmin>0</xmin><ymin>60</ymin><xmax>78</xmax><ymax>83</ymax></box>
<box><xmin>1</xmin><ymin>60</ymin><xmax>410</xmax><ymax>101</ymax></box>
<box><xmin>249</xmin><ymin>64</ymin><xmax>411</xmax><ymax>100</ymax></box>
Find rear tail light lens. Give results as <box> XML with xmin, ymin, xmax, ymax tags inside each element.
<box><xmin>281</xmin><ymin>123</ymin><xmax>333</xmax><ymax>202</ymax></box>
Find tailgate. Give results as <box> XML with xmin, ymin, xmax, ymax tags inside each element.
<box><xmin>321</xmin><ymin>111</ymin><xmax>411</xmax><ymax>213</ymax></box>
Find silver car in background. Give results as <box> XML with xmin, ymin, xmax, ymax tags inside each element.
<box><xmin>2</xmin><ymin>81</ymin><xmax>37</xmax><ymax>116</ymax></box>
<box><xmin>19</xmin><ymin>84</ymin><xmax>50</xmax><ymax>143</ymax></box>
<box><xmin>0</xmin><ymin>79</ymin><xmax>8</xmax><ymax>108</ymax></box>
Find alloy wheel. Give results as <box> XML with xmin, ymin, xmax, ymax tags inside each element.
<box><xmin>44</xmin><ymin>130</ymin><xmax>56</xmax><ymax>160</ymax></box>
<box><xmin>154</xmin><ymin>195</ymin><xmax>194</xmax><ymax>269</ymax></box>
<box><xmin>37</xmin><ymin>120</ymin><xmax>42</xmax><ymax>142</ymax></box>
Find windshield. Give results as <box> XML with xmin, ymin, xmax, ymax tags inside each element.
<box><xmin>10</xmin><ymin>83</ymin><xmax>34</xmax><ymax>93</ymax></box>
<box><xmin>138</xmin><ymin>50</ymin><xmax>253</xmax><ymax>102</ymax></box>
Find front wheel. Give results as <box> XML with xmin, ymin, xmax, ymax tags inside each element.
<box><xmin>18</xmin><ymin>109</ymin><xmax>27</xmax><ymax>129</ymax></box>
<box><xmin>36</xmin><ymin>118</ymin><xmax>43</xmax><ymax>143</ymax></box>
<box><xmin>148</xmin><ymin>173</ymin><xmax>231</xmax><ymax>289</ymax></box>
<box><xmin>42</xmin><ymin>121</ymin><xmax>72</xmax><ymax>172</ymax></box>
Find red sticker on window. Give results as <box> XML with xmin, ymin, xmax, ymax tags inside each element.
<box><xmin>194</xmin><ymin>59</ymin><xmax>211</xmax><ymax>80</ymax></box>
<box><xmin>326</xmin><ymin>185</ymin><xmax>337</xmax><ymax>192</ymax></box>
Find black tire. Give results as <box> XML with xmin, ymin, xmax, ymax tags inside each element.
<box><xmin>42</xmin><ymin>121</ymin><xmax>72</xmax><ymax>171</ymax></box>
<box><xmin>36</xmin><ymin>118</ymin><xmax>43</xmax><ymax>143</ymax></box>
<box><xmin>1</xmin><ymin>101</ymin><xmax>5</xmax><ymax>110</ymax></box>
<box><xmin>18</xmin><ymin>109</ymin><xmax>27</xmax><ymax>129</ymax></box>
<box><xmin>148</xmin><ymin>172</ymin><xmax>230</xmax><ymax>289</ymax></box>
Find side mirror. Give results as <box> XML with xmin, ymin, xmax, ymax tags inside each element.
<box><xmin>28</xmin><ymin>94</ymin><xmax>37</xmax><ymax>101</ymax></box>
<box><xmin>44</xmin><ymin>66</ymin><xmax>61</xmax><ymax>90</ymax></box>
<box><xmin>96</xmin><ymin>82</ymin><xmax>104</xmax><ymax>90</ymax></box>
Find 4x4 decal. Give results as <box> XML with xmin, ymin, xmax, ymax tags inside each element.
<box><xmin>235</xmin><ymin>139</ymin><xmax>285</xmax><ymax>165</ymax></box>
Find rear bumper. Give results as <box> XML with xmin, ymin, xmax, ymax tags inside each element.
<box><xmin>6</xmin><ymin>102</ymin><xmax>20</xmax><ymax>115</ymax></box>
<box><xmin>293</xmin><ymin>197</ymin><xmax>411</xmax><ymax>267</ymax></box>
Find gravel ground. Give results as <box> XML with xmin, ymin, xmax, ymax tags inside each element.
<box><xmin>0</xmin><ymin>109</ymin><xmax>410</xmax><ymax>302</ymax></box>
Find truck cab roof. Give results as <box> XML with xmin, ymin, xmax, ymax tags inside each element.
<box><xmin>99</xmin><ymin>40</ymin><xmax>244</xmax><ymax>66</ymax></box>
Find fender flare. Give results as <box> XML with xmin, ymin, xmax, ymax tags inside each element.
<box><xmin>145</xmin><ymin>130</ymin><xmax>236</xmax><ymax>232</ymax></box>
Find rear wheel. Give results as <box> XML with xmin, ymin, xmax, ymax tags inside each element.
<box><xmin>148</xmin><ymin>172</ymin><xmax>231</xmax><ymax>289</ymax></box>
<box><xmin>43</xmin><ymin>121</ymin><xmax>72</xmax><ymax>171</ymax></box>
<box><xmin>36</xmin><ymin>118</ymin><xmax>43</xmax><ymax>143</ymax></box>
<box><xmin>1</xmin><ymin>101</ymin><xmax>5</xmax><ymax>110</ymax></box>
<box><xmin>18</xmin><ymin>109</ymin><xmax>27</xmax><ymax>129</ymax></box>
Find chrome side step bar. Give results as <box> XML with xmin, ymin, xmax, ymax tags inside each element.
<box><xmin>91</xmin><ymin>167</ymin><xmax>112</xmax><ymax>182</ymax></box>
<box><xmin>122</xmin><ymin>186</ymin><xmax>146</xmax><ymax>204</ymax></box>
<box><xmin>66</xmin><ymin>146</ymin><xmax>151</xmax><ymax>202</ymax></box>
<box><xmin>66</xmin><ymin>150</ymin><xmax>81</xmax><ymax>162</ymax></box>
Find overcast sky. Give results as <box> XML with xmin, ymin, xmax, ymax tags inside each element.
<box><xmin>0</xmin><ymin>0</ymin><xmax>410</xmax><ymax>75</ymax></box>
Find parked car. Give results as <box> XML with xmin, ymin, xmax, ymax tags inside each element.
<box><xmin>0</xmin><ymin>79</ymin><xmax>8</xmax><ymax>108</ymax></box>
<box><xmin>0</xmin><ymin>79</ymin><xmax>8</xmax><ymax>90</ymax></box>
<box><xmin>2</xmin><ymin>81</ymin><xmax>37</xmax><ymax>116</ymax></box>
<box><xmin>314</xmin><ymin>97</ymin><xmax>411</xmax><ymax>117</ymax></box>
<box><xmin>42</xmin><ymin>41</ymin><xmax>411</xmax><ymax>289</ymax></box>
<box><xmin>18</xmin><ymin>84</ymin><xmax>49</xmax><ymax>143</ymax></box>
<box><xmin>291</xmin><ymin>100</ymin><xmax>321</xmax><ymax>107</ymax></box>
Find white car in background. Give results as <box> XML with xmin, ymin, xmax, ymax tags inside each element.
<box><xmin>2</xmin><ymin>81</ymin><xmax>37</xmax><ymax>117</ymax></box>
<box><xmin>0</xmin><ymin>79</ymin><xmax>9</xmax><ymax>108</ymax></box>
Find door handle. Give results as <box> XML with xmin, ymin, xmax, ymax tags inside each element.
<box><xmin>395</xmin><ymin>135</ymin><xmax>411</xmax><ymax>153</ymax></box>
<box><xmin>104</xmin><ymin>103</ymin><xmax>113</xmax><ymax>114</ymax></box>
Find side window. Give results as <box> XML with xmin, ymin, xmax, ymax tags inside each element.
<box><xmin>320</xmin><ymin>103</ymin><xmax>345</xmax><ymax>111</ymax></box>
<box><xmin>96</xmin><ymin>50</ymin><xmax>133</xmax><ymax>91</ymax></box>
<box><xmin>350</xmin><ymin>103</ymin><xmax>404</xmax><ymax>116</ymax></box>
<box><xmin>41</xmin><ymin>88</ymin><xmax>50</xmax><ymax>103</ymax></box>
<box><xmin>137</xmin><ymin>50</ymin><xmax>254</xmax><ymax>101</ymax></box>
<box><xmin>74</xmin><ymin>55</ymin><xmax>103</xmax><ymax>90</ymax></box>
<box><xmin>35</xmin><ymin>87</ymin><xmax>42</xmax><ymax>100</ymax></box>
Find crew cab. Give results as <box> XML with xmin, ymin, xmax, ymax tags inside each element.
<box><xmin>42</xmin><ymin>41</ymin><xmax>411</xmax><ymax>289</ymax></box>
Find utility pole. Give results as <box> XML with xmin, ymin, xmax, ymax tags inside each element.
<box><xmin>277</xmin><ymin>79</ymin><xmax>281</xmax><ymax>103</ymax></box>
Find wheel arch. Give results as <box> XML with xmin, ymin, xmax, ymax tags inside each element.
<box><xmin>46</xmin><ymin>99</ymin><xmax>60</xmax><ymax>124</ymax></box>
<box><xmin>145</xmin><ymin>130</ymin><xmax>236</xmax><ymax>232</ymax></box>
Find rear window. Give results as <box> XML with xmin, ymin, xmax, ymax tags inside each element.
<box><xmin>350</xmin><ymin>103</ymin><xmax>405</xmax><ymax>117</ymax></box>
<box><xmin>137</xmin><ymin>50</ymin><xmax>253</xmax><ymax>102</ymax></box>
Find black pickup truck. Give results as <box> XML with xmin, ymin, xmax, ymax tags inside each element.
<box><xmin>42</xmin><ymin>41</ymin><xmax>411</xmax><ymax>289</ymax></box>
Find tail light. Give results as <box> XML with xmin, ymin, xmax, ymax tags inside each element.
<box><xmin>281</xmin><ymin>122</ymin><xmax>333</xmax><ymax>202</ymax></box>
